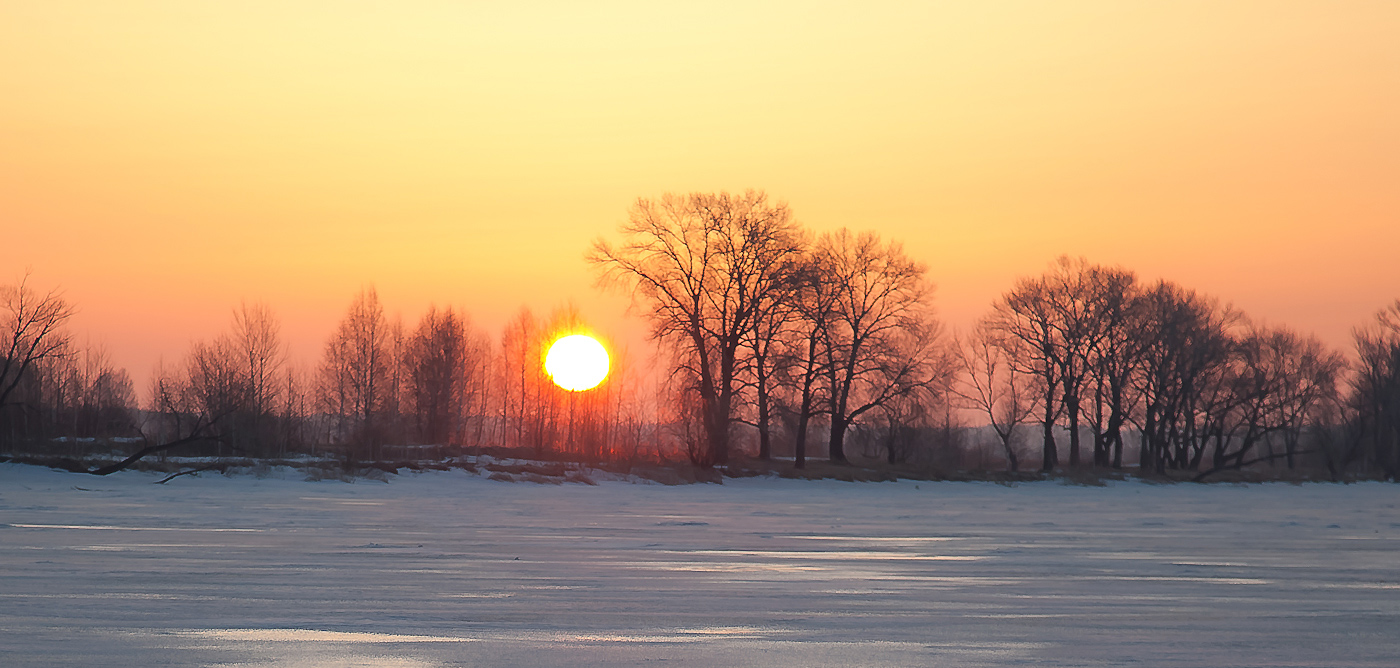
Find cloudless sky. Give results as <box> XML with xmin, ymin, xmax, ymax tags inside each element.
<box><xmin>3</xmin><ymin>1</ymin><xmax>1397</xmax><ymax>390</ymax></box>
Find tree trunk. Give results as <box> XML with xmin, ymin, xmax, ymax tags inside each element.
<box><xmin>829</xmin><ymin>414</ymin><xmax>848</xmax><ymax>463</ymax></box>
<box><xmin>794</xmin><ymin>411</ymin><xmax>808</xmax><ymax>469</ymax></box>
<box><xmin>1065</xmin><ymin>390</ymin><xmax>1081</xmax><ymax>468</ymax></box>
<box><xmin>1111</xmin><ymin>428</ymin><xmax>1123</xmax><ymax>469</ymax></box>
<box><xmin>704</xmin><ymin>393</ymin><xmax>731</xmax><ymax>466</ymax></box>
<box><xmin>794</xmin><ymin>341</ymin><xmax>819</xmax><ymax>470</ymax></box>
<box><xmin>1001</xmin><ymin>434</ymin><xmax>1019</xmax><ymax>472</ymax></box>
<box><xmin>1138</xmin><ymin>424</ymin><xmax>1150</xmax><ymax>474</ymax></box>
<box><xmin>1041</xmin><ymin>379</ymin><xmax>1058</xmax><ymax>471</ymax></box>
<box><xmin>757</xmin><ymin>376</ymin><xmax>771</xmax><ymax>461</ymax></box>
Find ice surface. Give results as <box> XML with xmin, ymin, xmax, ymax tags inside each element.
<box><xmin>2</xmin><ymin>463</ymin><xmax>1398</xmax><ymax>667</ymax></box>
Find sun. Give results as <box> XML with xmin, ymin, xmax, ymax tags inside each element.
<box><xmin>545</xmin><ymin>334</ymin><xmax>610</xmax><ymax>392</ymax></box>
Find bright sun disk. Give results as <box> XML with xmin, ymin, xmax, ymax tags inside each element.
<box><xmin>545</xmin><ymin>334</ymin><xmax>610</xmax><ymax>392</ymax></box>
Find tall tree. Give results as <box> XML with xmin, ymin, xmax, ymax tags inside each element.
<box><xmin>406</xmin><ymin>305</ymin><xmax>467</xmax><ymax>445</ymax></box>
<box><xmin>1264</xmin><ymin>327</ymin><xmax>1344</xmax><ymax>470</ymax></box>
<box><xmin>739</xmin><ymin>231</ymin><xmax>809</xmax><ymax>460</ymax></box>
<box><xmin>785</xmin><ymin>258</ymin><xmax>839</xmax><ymax>469</ymax></box>
<box><xmin>986</xmin><ymin>275</ymin><xmax>1063</xmax><ymax>471</ymax></box>
<box><xmin>228</xmin><ymin>302</ymin><xmax>285</xmax><ymax>456</ymax></box>
<box><xmin>231</xmin><ymin>303</ymin><xmax>284</xmax><ymax>419</ymax></box>
<box><xmin>815</xmin><ymin>229</ymin><xmax>943</xmax><ymax>464</ymax></box>
<box><xmin>1036</xmin><ymin>258</ymin><xmax>1133</xmax><ymax>468</ymax></box>
<box><xmin>185</xmin><ymin>336</ymin><xmax>247</xmax><ymax>456</ymax></box>
<box><xmin>499</xmin><ymin>307</ymin><xmax>550</xmax><ymax>455</ymax></box>
<box><xmin>1077</xmin><ymin>264</ymin><xmax>1140</xmax><ymax>469</ymax></box>
<box><xmin>66</xmin><ymin>344</ymin><xmax>136</xmax><ymax>439</ymax></box>
<box><xmin>319</xmin><ymin>287</ymin><xmax>390</xmax><ymax>460</ymax></box>
<box><xmin>1131</xmin><ymin>281</ymin><xmax>1236</xmax><ymax>474</ymax></box>
<box><xmin>590</xmin><ymin>190</ymin><xmax>804</xmax><ymax>466</ymax></box>
<box><xmin>987</xmin><ymin>258</ymin><xmax>1135</xmax><ymax>471</ymax></box>
<box><xmin>1351</xmin><ymin>300</ymin><xmax>1400</xmax><ymax>479</ymax></box>
<box><xmin>1189</xmin><ymin>324</ymin><xmax>1344</xmax><ymax>478</ymax></box>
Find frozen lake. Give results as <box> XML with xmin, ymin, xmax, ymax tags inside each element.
<box><xmin>2</xmin><ymin>463</ymin><xmax>1397</xmax><ymax>667</ymax></box>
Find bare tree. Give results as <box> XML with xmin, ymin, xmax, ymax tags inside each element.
<box><xmin>871</xmin><ymin>389</ymin><xmax>938</xmax><ymax>466</ymax></box>
<box><xmin>1350</xmin><ymin>300</ymin><xmax>1400</xmax><ymax>479</ymax></box>
<box><xmin>319</xmin><ymin>287</ymin><xmax>390</xmax><ymax>461</ymax></box>
<box><xmin>405</xmin><ymin>306</ymin><xmax>467</xmax><ymax>445</ymax></box>
<box><xmin>462</xmin><ymin>326</ymin><xmax>493</xmax><ymax>450</ymax></box>
<box><xmin>499</xmin><ymin>307</ymin><xmax>552</xmax><ymax>455</ymax></box>
<box><xmin>738</xmin><ymin>231</ymin><xmax>809</xmax><ymax>460</ymax></box>
<box><xmin>814</xmin><ymin>229</ymin><xmax>944</xmax><ymax>464</ymax></box>
<box><xmin>1129</xmin><ymin>281</ymin><xmax>1238</xmax><ymax>474</ymax></box>
<box><xmin>986</xmin><ymin>258</ymin><xmax>1139</xmax><ymax>471</ymax></box>
<box><xmin>227</xmin><ymin>302</ymin><xmax>285</xmax><ymax>456</ymax></box>
<box><xmin>73</xmin><ymin>338</ymin><xmax>246</xmax><ymax>477</ymax></box>
<box><xmin>596</xmin><ymin>342</ymin><xmax>653</xmax><ymax>462</ymax></box>
<box><xmin>954</xmin><ymin>322</ymin><xmax>1037</xmax><ymax>472</ymax></box>
<box><xmin>277</xmin><ymin>363</ymin><xmax>312</xmax><ymax>458</ymax></box>
<box><xmin>783</xmin><ymin>258</ymin><xmax>839</xmax><ymax>469</ymax></box>
<box><xmin>986</xmin><ymin>275</ymin><xmax>1063</xmax><ymax>471</ymax></box>
<box><xmin>231</xmin><ymin>303</ymin><xmax>283</xmax><ymax>418</ymax></box>
<box><xmin>590</xmin><ymin>190</ymin><xmax>804</xmax><ymax>466</ymax></box>
<box><xmin>186</xmin><ymin>336</ymin><xmax>250</xmax><ymax>457</ymax></box>
<box><xmin>1038</xmin><ymin>258</ymin><xmax>1131</xmax><ymax>468</ymax></box>
<box><xmin>1268</xmin><ymin>328</ymin><xmax>1344</xmax><ymax>470</ymax></box>
<box><xmin>1183</xmin><ymin>324</ymin><xmax>1343</xmax><ymax>480</ymax></box>
<box><xmin>383</xmin><ymin>313</ymin><xmax>408</xmax><ymax>444</ymax></box>
<box><xmin>1</xmin><ymin>336</ymin><xmax>137</xmax><ymax>452</ymax></box>
<box><xmin>69</xmin><ymin>344</ymin><xmax>137</xmax><ymax>439</ymax></box>
<box><xmin>1076</xmin><ymin>265</ymin><xmax>1142</xmax><ymax>469</ymax></box>
<box><xmin>0</xmin><ymin>275</ymin><xmax>76</xmax><ymax>441</ymax></box>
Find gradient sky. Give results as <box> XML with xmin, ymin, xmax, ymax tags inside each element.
<box><xmin>3</xmin><ymin>1</ymin><xmax>1398</xmax><ymax>390</ymax></box>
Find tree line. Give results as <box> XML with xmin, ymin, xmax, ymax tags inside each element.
<box><xmin>134</xmin><ymin>291</ymin><xmax>654</xmax><ymax>469</ymax></box>
<box><xmin>0</xmin><ymin>273</ymin><xmax>659</xmax><ymax>471</ymax></box>
<box><xmin>961</xmin><ymin>257</ymin><xmax>1374</xmax><ymax>479</ymax></box>
<box><xmin>2</xmin><ymin>191</ymin><xmax>1398</xmax><ymax>480</ymax></box>
<box><xmin>590</xmin><ymin>191</ymin><xmax>1399</xmax><ymax>479</ymax></box>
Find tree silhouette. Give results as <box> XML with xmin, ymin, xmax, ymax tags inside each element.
<box><xmin>814</xmin><ymin>229</ymin><xmax>944</xmax><ymax>464</ymax></box>
<box><xmin>1350</xmin><ymin>300</ymin><xmax>1400</xmax><ymax>479</ymax></box>
<box><xmin>954</xmin><ymin>322</ymin><xmax>1037</xmax><ymax>472</ymax></box>
<box><xmin>591</xmin><ymin>190</ymin><xmax>804</xmax><ymax>466</ymax></box>
<box><xmin>405</xmin><ymin>305</ymin><xmax>468</xmax><ymax>445</ymax></box>
<box><xmin>319</xmin><ymin>287</ymin><xmax>391</xmax><ymax>462</ymax></box>
<box><xmin>1</xmin><ymin>275</ymin><xmax>76</xmax><ymax>442</ymax></box>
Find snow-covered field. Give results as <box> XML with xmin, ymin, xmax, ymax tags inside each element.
<box><xmin>2</xmin><ymin>463</ymin><xmax>1397</xmax><ymax>667</ymax></box>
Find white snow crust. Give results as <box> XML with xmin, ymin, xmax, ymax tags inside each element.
<box><xmin>1</xmin><ymin>463</ymin><xmax>1397</xmax><ymax>667</ymax></box>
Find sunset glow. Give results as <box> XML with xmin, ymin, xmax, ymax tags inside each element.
<box><xmin>544</xmin><ymin>334</ymin><xmax>610</xmax><ymax>392</ymax></box>
<box><xmin>2</xmin><ymin>1</ymin><xmax>1397</xmax><ymax>387</ymax></box>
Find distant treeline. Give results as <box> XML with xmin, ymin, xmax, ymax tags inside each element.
<box><xmin>3</xmin><ymin>191</ymin><xmax>1398</xmax><ymax>480</ymax></box>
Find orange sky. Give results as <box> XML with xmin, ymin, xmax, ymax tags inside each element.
<box><xmin>3</xmin><ymin>1</ymin><xmax>1398</xmax><ymax>392</ymax></box>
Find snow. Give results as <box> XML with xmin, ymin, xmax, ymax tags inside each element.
<box><xmin>1</xmin><ymin>463</ymin><xmax>1398</xmax><ymax>667</ymax></box>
